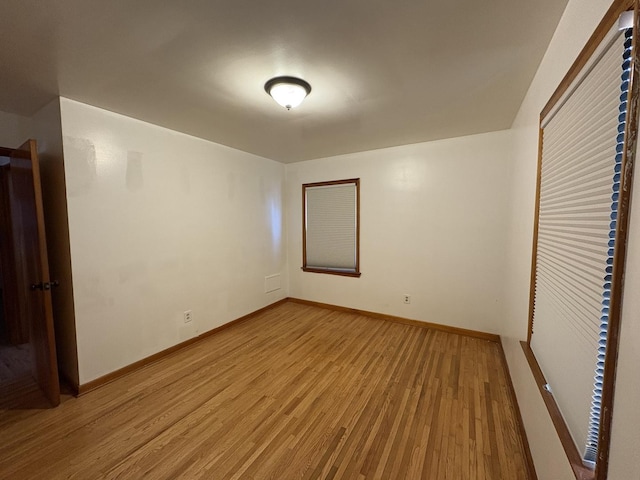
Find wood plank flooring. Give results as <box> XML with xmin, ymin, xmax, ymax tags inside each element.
<box><xmin>0</xmin><ymin>302</ymin><xmax>531</xmax><ymax>479</ymax></box>
<box><xmin>0</xmin><ymin>341</ymin><xmax>32</xmax><ymax>385</ymax></box>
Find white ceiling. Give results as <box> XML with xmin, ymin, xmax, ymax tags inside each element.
<box><xmin>0</xmin><ymin>0</ymin><xmax>568</xmax><ymax>163</ymax></box>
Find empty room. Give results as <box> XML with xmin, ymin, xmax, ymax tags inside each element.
<box><xmin>1</xmin><ymin>0</ymin><xmax>639</xmax><ymax>479</ymax></box>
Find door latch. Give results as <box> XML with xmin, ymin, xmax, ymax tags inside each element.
<box><xmin>30</xmin><ymin>280</ymin><xmax>60</xmax><ymax>291</ymax></box>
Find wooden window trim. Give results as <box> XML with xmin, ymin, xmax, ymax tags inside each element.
<box><xmin>540</xmin><ymin>0</ymin><xmax>636</xmax><ymax>121</ymax></box>
<box><xmin>300</xmin><ymin>267</ymin><xmax>362</xmax><ymax>278</ymax></box>
<box><xmin>302</xmin><ymin>178</ymin><xmax>361</xmax><ymax>278</ymax></box>
<box><xmin>526</xmin><ymin>2</ymin><xmax>640</xmax><ymax>479</ymax></box>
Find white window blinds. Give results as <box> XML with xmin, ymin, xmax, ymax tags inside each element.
<box><xmin>304</xmin><ymin>181</ymin><xmax>358</xmax><ymax>272</ymax></box>
<box><xmin>530</xmin><ymin>26</ymin><xmax>627</xmax><ymax>464</ymax></box>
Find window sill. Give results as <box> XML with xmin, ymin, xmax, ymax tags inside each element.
<box><xmin>520</xmin><ymin>341</ymin><xmax>595</xmax><ymax>480</ymax></box>
<box><xmin>302</xmin><ymin>267</ymin><xmax>361</xmax><ymax>278</ymax></box>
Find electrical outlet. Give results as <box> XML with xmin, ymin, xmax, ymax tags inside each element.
<box><xmin>183</xmin><ymin>310</ymin><xmax>192</xmax><ymax>323</ymax></box>
<box><xmin>403</xmin><ymin>294</ymin><xmax>411</xmax><ymax>304</ymax></box>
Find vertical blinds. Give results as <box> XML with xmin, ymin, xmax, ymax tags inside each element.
<box><xmin>530</xmin><ymin>28</ymin><xmax>626</xmax><ymax>462</ymax></box>
<box><xmin>305</xmin><ymin>182</ymin><xmax>357</xmax><ymax>271</ymax></box>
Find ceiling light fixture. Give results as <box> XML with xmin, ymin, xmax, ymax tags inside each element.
<box><xmin>264</xmin><ymin>76</ymin><xmax>311</xmax><ymax>110</ymax></box>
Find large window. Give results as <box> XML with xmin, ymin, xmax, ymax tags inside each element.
<box><xmin>302</xmin><ymin>179</ymin><xmax>360</xmax><ymax>277</ymax></box>
<box><xmin>524</xmin><ymin>3</ymin><xmax>638</xmax><ymax>479</ymax></box>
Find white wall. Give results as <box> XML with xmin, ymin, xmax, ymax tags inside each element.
<box><xmin>503</xmin><ymin>0</ymin><xmax>640</xmax><ymax>478</ymax></box>
<box><xmin>286</xmin><ymin>130</ymin><xmax>513</xmax><ymax>334</ymax></box>
<box><xmin>607</xmin><ymin>139</ymin><xmax>640</xmax><ymax>480</ymax></box>
<box><xmin>59</xmin><ymin>98</ymin><xmax>287</xmax><ymax>384</ymax></box>
<box><xmin>0</xmin><ymin>110</ymin><xmax>32</xmax><ymax>148</ymax></box>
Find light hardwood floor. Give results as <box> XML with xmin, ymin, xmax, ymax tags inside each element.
<box><xmin>0</xmin><ymin>302</ymin><xmax>531</xmax><ymax>479</ymax></box>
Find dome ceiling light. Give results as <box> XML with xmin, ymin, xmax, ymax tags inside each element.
<box><xmin>264</xmin><ymin>76</ymin><xmax>312</xmax><ymax>110</ymax></box>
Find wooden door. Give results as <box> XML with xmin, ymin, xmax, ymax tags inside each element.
<box><xmin>1</xmin><ymin>140</ymin><xmax>60</xmax><ymax>406</ymax></box>
<box><xmin>0</xmin><ymin>162</ymin><xmax>29</xmax><ymax>344</ymax></box>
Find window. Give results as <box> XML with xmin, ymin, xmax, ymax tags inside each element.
<box><xmin>302</xmin><ymin>179</ymin><xmax>360</xmax><ymax>277</ymax></box>
<box><xmin>524</xmin><ymin>3</ymin><xmax>638</xmax><ymax>479</ymax></box>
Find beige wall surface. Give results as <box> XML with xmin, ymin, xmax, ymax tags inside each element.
<box><xmin>60</xmin><ymin>98</ymin><xmax>287</xmax><ymax>384</ymax></box>
<box><xmin>286</xmin><ymin>129</ymin><xmax>513</xmax><ymax>335</ymax></box>
<box><xmin>0</xmin><ymin>110</ymin><xmax>31</xmax><ymax>148</ymax></box>
<box><xmin>607</xmin><ymin>139</ymin><xmax>640</xmax><ymax>480</ymax></box>
<box><xmin>503</xmin><ymin>0</ymin><xmax>640</xmax><ymax>478</ymax></box>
